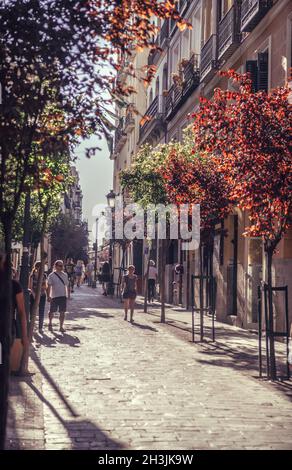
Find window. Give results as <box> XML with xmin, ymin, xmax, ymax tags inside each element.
<box><xmin>219</xmin><ymin>0</ymin><xmax>233</xmax><ymax>22</ymax></box>
<box><xmin>172</xmin><ymin>44</ymin><xmax>180</xmax><ymax>74</ymax></box>
<box><xmin>155</xmin><ymin>76</ymin><xmax>160</xmax><ymax>97</ymax></box>
<box><xmin>246</xmin><ymin>50</ymin><xmax>269</xmax><ymax>92</ymax></box>
<box><xmin>202</xmin><ymin>0</ymin><xmax>213</xmax><ymax>44</ymax></box>
<box><xmin>182</xmin><ymin>29</ymin><xmax>190</xmax><ymax>59</ymax></box>
<box><xmin>192</xmin><ymin>8</ymin><xmax>201</xmax><ymax>55</ymax></box>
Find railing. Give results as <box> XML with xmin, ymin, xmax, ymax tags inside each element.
<box><xmin>165</xmin><ymin>54</ymin><xmax>200</xmax><ymax>118</ymax></box>
<box><xmin>114</xmin><ymin>118</ymin><xmax>127</xmax><ymax>152</ymax></box>
<box><xmin>139</xmin><ymin>95</ymin><xmax>164</xmax><ymax>141</ymax></box>
<box><xmin>218</xmin><ymin>5</ymin><xmax>240</xmax><ymax>60</ymax></box>
<box><xmin>125</xmin><ymin>110</ymin><xmax>135</xmax><ymax>130</ymax></box>
<box><xmin>200</xmin><ymin>34</ymin><xmax>217</xmax><ymax>81</ymax></box>
<box><xmin>241</xmin><ymin>0</ymin><xmax>272</xmax><ymax>32</ymax></box>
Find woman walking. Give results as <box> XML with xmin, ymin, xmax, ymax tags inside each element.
<box><xmin>75</xmin><ymin>260</ymin><xmax>84</xmax><ymax>288</ymax></box>
<box><xmin>122</xmin><ymin>265</ymin><xmax>137</xmax><ymax>323</ymax></box>
<box><xmin>29</xmin><ymin>261</ymin><xmax>47</xmax><ymax>334</ymax></box>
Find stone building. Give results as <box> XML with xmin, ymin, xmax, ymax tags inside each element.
<box><xmin>111</xmin><ymin>0</ymin><xmax>292</xmax><ymax>331</ymax></box>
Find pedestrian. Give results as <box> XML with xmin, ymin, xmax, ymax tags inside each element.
<box><xmin>47</xmin><ymin>260</ymin><xmax>70</xmax><ymax>333</ymax></box>
<box><xmin>122</xmin><ymin>265</ymin><xmax>137</xmax><ymax>323</ymax></box>
<box><xmin>147</xmin><ymin>259</ymin><xmax>158</xmax><ymax>303</ymax></box>
<box><xmin>86</xmin><ymin>261</ymin><xmax>94</xmax><ymax>287</ymax></box>
<box><xmin>0</xmin><ymin>251</ymin><xmax>29</xmax><ymax>371</ymax></box>
<box><xmin>74</xmin><ymin>260</ymin><xmax>84</xmax><ymax>287</ymax></box>
<box><xmin>28</xmin><ymin>261</ymin><xmax>47</xmax><ymax>334</ymax></box>
<box><xmin>101</xmin><ymin>260</ymin><xmax>110</xmax><ymax>296</ymax></box>
<box><xmin>65</xmin><ymin>258</ymin><xmax>75</xmax><ymax>293</ymax></box>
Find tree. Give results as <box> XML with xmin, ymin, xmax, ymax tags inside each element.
<box><xmin>0</xmin><ymin>1</ymin><xmax>188</xmax><ymax>447</ymax></box>
<box><xmin>121</xmin><ymin>142</ymin><xmax>171</xmax><ymax>321</ymax></box>
<box><xmin>120</xmin><ymin>134</ymin><xmax>195</xmax><ymax>320</ymax></box>
<box><xmin>50</xmin><ymin>214</ymin><xmax>89</xmax><ymax>263</ymax></box>
<box><xmin>191</xmin><ymin>69</ymin><xmax>292</xmax><ymax>378</ymax></box>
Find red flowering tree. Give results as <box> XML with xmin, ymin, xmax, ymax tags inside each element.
<box><xmin>192</xmin><ymin>70</ymin><xmax>292</xmax><ymax>378</ymax></box>
<box><xmin>160</xmin><ymin>146</ymin><xmax>232</xmax><ymax>327</ymax></box>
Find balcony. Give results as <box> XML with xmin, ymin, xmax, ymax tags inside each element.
<box><xmin>113</xmin><ymin>118</ymin><xmax>127</xmax><ymax>153</ymax></box>
<box><xmin>218</xmin><ymin>6</ymin><xmax>241</xmax><ymax>62</ymax></box>
<box><xmin>241</xmin><ymin>0</ymin><xmax>272</xmax><ymax>33</ymax></box>
<box><xmin>200</xmin><ymin>34</ymin><xmax>217</xmax><ymax>82</ymax></box>
<box><xmin>124</xmin><ymin>110</ymin><xmax>135</xmax><ymax>132</ymax></box>
<box><xmin>165</xmin><ymin>54</ymin><xmax>200</xmax><ymax>120</ymax></box>
<box><xmin>139</xmin><ymin>95</ymin><xmax>165</xmax><ymax>143</ymax></box>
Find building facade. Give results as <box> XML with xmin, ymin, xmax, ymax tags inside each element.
<box><xmin>112</xmin><ymin>0</ymin><xmax>292</xmax><ymax>330</ymax></box>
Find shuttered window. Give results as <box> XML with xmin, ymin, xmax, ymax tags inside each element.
<box><xmin>245</xmin><ymin>50</ymin><xmax>269</xmax><ymax>92</ymax></box>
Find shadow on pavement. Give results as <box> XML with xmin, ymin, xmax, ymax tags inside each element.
<box><xmin>23</xmin><ymin>378</ymin><xmax>123</xmax><ymax>449</ymax></box>
<box><xmin>70</xmin><ymin>307</ymin><xmax>115</xmax><ymax>320</ymax></box>
<box><xmin>21</xmin><ymin>350</ymin><xmax>125</xmax><ymax>449</ymax></box>
<box><xmin>34</xmin><ymin>331</ymin><xmax>81</xmax><ymax>348</ymax></box>
<box><xmin>130</xmin><ymin>322</ymin><xmax>158</xmax><ymax>333</ymax></box>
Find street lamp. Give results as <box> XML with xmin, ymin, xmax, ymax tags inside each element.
<box><xmin>92</xmin><ymin>212</ymin><xmax>104</xmax><ymax>288</ymax></box>
<box><xmin>106</xmin><ymin>189</ymin><xmax>116</xmax><ymax>209</ymax></box>
<box><xmin>106</xmin><ymin>190</ymin><xmax>116</xmax><ymax>295</ymax></box>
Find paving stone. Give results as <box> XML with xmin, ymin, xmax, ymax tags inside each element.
<box><xmin>6</xmin><ymin>286</ymin><xmax>292</xmax><ymax>450</ymax></box>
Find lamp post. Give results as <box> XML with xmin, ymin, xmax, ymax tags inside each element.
<box><xmin>92</xmin><ymin>216</ymin><xmax>99</xmax><ymax>288</ymax></box>
<box><xmin>106</xmin><ymin>190</ymin><xmax>116</xmax><ymax>295</ymax></box>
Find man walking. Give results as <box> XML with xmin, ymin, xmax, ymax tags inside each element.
<box><xmin>47</xmin><ymin>260</ymin><xmax>70</xmax><ymax>333</ymax></box>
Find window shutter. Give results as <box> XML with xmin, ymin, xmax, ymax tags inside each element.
<box><xmin>257</xmin><ymin>51</ymin><xmax>269</xmax><ymax>92</ymax></box>
<box><xmin>245</xmin><ymin>60</ymin><xmax>258</xmax><ymax>92</ymax></box>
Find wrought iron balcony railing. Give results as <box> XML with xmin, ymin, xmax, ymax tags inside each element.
<box><xmin>218</xmin><ymin>5</ymin><xmax>241</xmax><ymax>61</ymax></box>
<box><xmin>139</xmin><ymin>95</ymin><xmax>164</xmax><ymax>141</ymax></box>
<box><xmin>113</xmin><ymin>118</ymin><xmax>127</xmax><ymax>153</ymax></box>
<box><xmin>125</xmin><ymin>110</ymin><xmax>135</xmax><ymax>131</ymax></box>
<box><xmin>241</xmin><ymin>0</ymin><xmax>272</xmax><ymax>32</ymax></box>
<box><xmin>200</xmin><ymin>34</ymin><xmax>217</xmax><ymax>81</ymax></box>
<box><xmin>165</xmin><ymin>54</ymin><xmax>200</xmax><ymax>119</ymax></box>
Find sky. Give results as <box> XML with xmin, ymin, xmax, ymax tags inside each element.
<box><xmin>75</xmin><ymin>135</ymin><xmax>113</xmax><ymax>246</ymax></box>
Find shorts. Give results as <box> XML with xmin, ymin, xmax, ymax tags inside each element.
<box><xmin>123</xmin><ymin>291</ymin><xmax>137</xmax><ymax>300</ymax></box>
<box><xmin>49</xmin><ymin>296</ymin><xmax>67</xmax><ymax>314</ymax></box>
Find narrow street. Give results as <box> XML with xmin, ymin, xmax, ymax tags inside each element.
<box><xmin>6</xmin><ymin>286</ymin><xmax>292</xmax><ymax>450</ymax></box>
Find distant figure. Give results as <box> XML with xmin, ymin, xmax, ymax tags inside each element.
<box><xmin>172</xmin><ymin>281</ymin><xmax>178</xmax><ymax>306</ymax></box>
<box><xmin>74</xmin><ymin>260</ymin><xmax>84</xmax><ymax>288</ymax></box>
<box><xmin>122</xmin><ymin>265</ymin><xmax>137</xmax><ymax>323</ymax></box>
<box><xmin>101</xmin><ymin>260</ymin><xmax>111</xmax><ymax>296</ymax></box>
<box><xmin>86</xmin><ymin>261</ymin><xmax>94</xmax><ymax>287</ymax></box>
<box><xmin>47</xmin><ymin>260</ymin><xmax>70</xmax><ymax>333</ymax></box>
<box><xmin>29</xmin><ymin>261</ymin><xmax>47</xmax><ymax>334</ymax></box>
<box><xmin>147</xmin><ymin>259</ymin><xmax>158</xmax><ymax>303</ymax></box>
<box><xmin>65</xmin><ymin>258</ymin><xmax>75</xmax><ymax>293</ymax></box>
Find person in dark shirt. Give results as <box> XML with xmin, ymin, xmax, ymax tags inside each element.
<box><xmin>0</xmin><ymin>251</ymin><xmax>29</xmax><ymax>351</ymax></box>
<box><xmin>12</xmin><ymin>279</ymin><xmax>29</xmax><ymax>350</ymax></box>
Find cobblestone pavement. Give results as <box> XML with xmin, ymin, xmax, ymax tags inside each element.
<box><xmin>7</xmin><ymin>286</ymin><xmax>292</xmax><ymax>450</ymax></box>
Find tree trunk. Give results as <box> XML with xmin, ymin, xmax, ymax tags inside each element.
<box><xmin>199</xmin><ymin>242</ymin><xmax>204</xmax><ymax>341</ymax></box>
<box><xmin>266</xmin><ymin>247</ymin><xmax>276</xmax><ymax>380</ymax></box>
<box><xmin>0</xmin><ymin>218</ymin><xmax>13</xmax><ymax>449</ymax></box>
<box><xmin>143</xmin><ymin>243</ymin><xmax>151</xmax><ymax>313</ymax></box>
<box><xmin>186</xmin><ymin>248</ymin><xmax>190</xmax><ymax>310</ymax></box>
<box><xmin>160</xmin><ymin>239</ymin><xmax>166</xmax><ymax>323</ymax></box>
